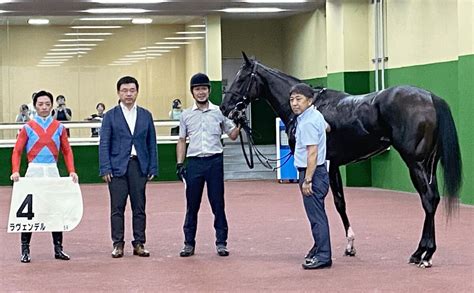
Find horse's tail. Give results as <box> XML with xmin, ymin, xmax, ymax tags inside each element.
<box><xmin>432</xmin><ymin>94</ymin><xmax>462</xmax><ymax>216</ymax></box>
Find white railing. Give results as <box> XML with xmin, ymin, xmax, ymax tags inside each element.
<box><xmin>0</xmin><ymin>120</ymin><xmax>181</xmax><ymax>147</ymax></box>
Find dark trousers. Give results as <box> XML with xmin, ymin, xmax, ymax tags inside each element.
<box><xmin>184</xmin><ymin>153</ymin><xmax>228</xmax><ymax>247</ymax></box>
<box><xmin>21</xmin><ymin>232</ymin><xmax>63</xmax><ymax>246</ymax></box>
<box><xmin>298</xmin><ymin>164</ymin><xmax>331</xmax><ymax>263</ymax></box>
<box><xmin>108</xmin><ymin>158</ymin><xmax>148</xmax><ymax>247</ymax></box>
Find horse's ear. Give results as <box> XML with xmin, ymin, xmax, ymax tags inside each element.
<box><xmin>242</xmin><ymin>51</ymin><xmax>251</xmax><ymax>66</ymax></box>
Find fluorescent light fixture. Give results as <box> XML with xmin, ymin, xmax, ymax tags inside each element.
<box><xmin>109</xmin><ymin>63</ymin><xmax>132</xmax><ymax>66</ymax></box>
<box><xmin>146</xmin><ymin>53</ymin><xmax>162</xmax><ymax>57</ymax></box>
<box><xmin>79</xmin><ymin>17</ymin><xmax>132</xmax><ymax>21</ymax></box>
<box><xmin>151</xmin><ymin>45</ymin><xmax>180</xmax><ymax>49</ymax></box>
<box><xmin>54</xmin><ymin>44</ymin><xmax>98</xmax><ymax>47</ymax></box>
<box><xmin>92</xmin><ymin>0</ymin><xmax>164</xmax><ymax>3</ymax></box>
<box><xmin>0</xmin><ymin>1</ymin><xmax>13</xmax><ymax>4</ymax></box>
<box><xmin>84</xmin><ymin>8</ymin><xmax>149</xmax><ymax>14</ymax></box>
<box><xmin>244</xmin><ymin>0</ymin><xmax>306</xmax><ymax>3</ymax></box>
<box><xmin>220</xmin><ymin>7</ymin><xmax>284</xmax><ymax>13</ymax></box>
<box><xmin>43</xmin><ymin>55</ymin><xmax>74</xmax><ymax>59</ymax></box>
<box><xmin>132</xmin><ymin>18</ymin><xmax>153</xmax><ymax>24</ymax></box>
<box><xmin>50</xmin><ymin>48</ymin><xmax>93</xmax><ymax>51</ymax></box>
<box><xmin>165</xmin><ymin>36</ymin><xmax>204</xmax><ymax>40</ymax></box>
<box><xmin>58</xmin><ymin>39</ymin><xmax>105</xmax><ymax>42</ymax></box>
<box><xmin>65</xmin><ymin>32</ymin><xmax>113</xmax><ymax>36</ymax></box>
<box><xmin>125</xmin><ymin>54</ymin><xmax>147</xmax><ymax>58</ymax></box>
<box><xmin>154</xmin><ymin>42</ymin><xmax>190</xmax><ymax>45</ymax></box>
<box><xmin>37</xmin><ymin>65</ymin><xmax>61</xmax><ymax>67</ymax></box>
<box><xmin>187</xmin><ymin>24</ymin><xmax>205</xmax><ymax>28</ymax></box>
<box><xmin>46</xmin><ymin>52</ymin><xmax>79</xmax><ymax>56</ymax></box>
<box><xmin>132</xmin><ymin>51</ymin><xmax>147</xmax><ymax>54</ymax></box>
<box><xmin>0</xmin><ymin>10</ymin><xmax>7</xmax><ymax>13</ymax></box>
<box><xmin>176</xmin><ymin>31</ymin><xmax>206</xmax><ymax>35</ymax></box>
<box><xmin>146</xmin><ymin>49</ymin><xmax>170</xmax><ymax>53</ymax></box>
<box><xmin>70</xmin><ymin>26</ymin><xmax>122</xmax><ymax>29</ymax></box>
<box><xmin>28</xmin><ymin>19</ymin><xmax>50</xmax><ymax>25</ymax></box>
<box><xmin>41</xmin><ymin>59</ymin><xmax>69</xmax><ymax>62</ymax></box>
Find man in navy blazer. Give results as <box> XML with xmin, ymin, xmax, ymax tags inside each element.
<box><xmin>99</xmin><ymin>76</ymin><xmax>158</xmax><ymax>258</ymax></box>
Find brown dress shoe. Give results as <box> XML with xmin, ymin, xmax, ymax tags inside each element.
<box><xmin>111</xmin><ymin>243</ymin><xmax>124</xmax><ymax>258</ymax></box>
<box><xmin>133</xmin><ymin>243</ymin><xmax>150</xmax><ymax>257</ymax></box>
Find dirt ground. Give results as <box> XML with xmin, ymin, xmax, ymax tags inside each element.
<box><xmin>1</xmin><ymin>181</ymin><xmax>473</xmax><ymax>292</ymax></box>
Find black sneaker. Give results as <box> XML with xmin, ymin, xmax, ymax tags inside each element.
<box><xmin>302</xmin><ymin>257</ymin><xmax>332</xmax><ymax>270</ymax></box>
<box><xmin>216</xmin><ymin>244</ymin><xmax>229</xmax><ymax>257</ymax></box>
<box><xmin>179</xmin><ymin>245</ymin><xmax>195</xmax><ymax>257</ymax></box>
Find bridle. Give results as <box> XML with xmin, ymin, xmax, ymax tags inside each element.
<box><xmin>224</xmin><ymin>62</ymin><xmax>292</xmax><ymax>170</ymax></box>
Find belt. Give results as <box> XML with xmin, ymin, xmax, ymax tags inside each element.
<box><xmin>297</xmin><ymin>164</ymin><xmax>325</xmax><ymax>172</ymax></box>
<box><xmin>188</xmin><ymin>153</ymin><xmax>223</xmax><ymax>160</ymax></box>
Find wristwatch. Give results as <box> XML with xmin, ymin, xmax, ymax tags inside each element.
<box><xmin>303</xmin><ymin>178</ymin><xmax>312</xmax><ymax>184</ymax></box>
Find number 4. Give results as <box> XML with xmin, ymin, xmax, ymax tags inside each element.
<box><xmin>16</xmin><ymin>194</ymin><xmax>35</xmax><ymax>220</ymax></box>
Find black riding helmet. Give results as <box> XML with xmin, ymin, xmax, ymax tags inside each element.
<box><xmin>190</xmin><ymin>73</ymin><xmax>211</xmax><ymax>91</ymax></box>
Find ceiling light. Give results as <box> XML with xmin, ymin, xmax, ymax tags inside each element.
<box><xmin>125</xmin><ymin>54</ymin><xmax>147</xmax><ymax>58</ymax></box>
<box><xmin>46</xmin><ymin>52</ymin><xmax>82</xmax><ymax>55</ymax></box>
<box><xmin>154</xmin><ymin>42</ymin><xmax>190</xmax><ymax>45</ymax></box>
<box><xmin>0</xmin><ymin>1</ymin><xmax>13</xmax><ymax>4</ymax></box>
<box><xmin>41</xmin><ymin>59</ymin><xmax>69</xmax><ymax>62</ymax></box>
<box><xmin>70</xmin><ymin>26</ymin><xmax>122</xmax><ymax>29</ymax></box>
<box><xmin>58</xmin><ymin>39</ymin><xmax>105</xmax><ymax>42</ymax></box>
<box><xmin>151</xmin><ymin>45</ymin><xmax>180</xmax><ymax>49</ymax></box>
<box><xmin>28</xmin><ymin>19</ymin><xmax>50</xmax><ymax>25</ymax></box>
<box><xmin>132</xmin><ymin>18</ymin><xmax>153</xmax><ymax>24</ymax></box>
<box><xmin>79</xmin><ymin>17</ymin><xmax>132</xmax><ymax>21</ymax></box>
<box><xmin>54</xmin><ymin>44</ymin><xmax>98</xmax><ymax>47</ymax></box>
<box><xmin>132</xmin><ymin>51</ymin><xmax>147</xmax><ymax>54</ymax></box>
<box><xmin>109</xmin><ymin>63</ymin><xmax>132</xmax><ymax>66</ymax></box>
<box><xmin>187</xmin><ymin>25</ymin><xmax>205</xmax><ymax>28</ymax></box>
<box><xmin>220</xmin><ymin>7</ymin><xmax>284</xmax><ymax>13</ymax></box>
<box><xmin>43</xmin><ymin>55</ymin><xmax>75</xmax><ymax>59</ymax></box>
<box><xmin>92</xmin><ymin>0</ymin><xmax>164</xmax><ymax>3</ymax></box>
<box><xmin>146</xmin><ymin>53</ymin><xmax>162</xmax><ymax>57</ymax></box>
<box><xmin>84</xmin><ymin>8</ymin><xmax>149</xmax><ymax>14</ymax></box>
<box><xmin>165</xmin><ymin>37</ymin><xmax>204</xmax><ymax>40</ymax></box>
<box><xmin>50</xmin><ymin>48</ymin><xmax>93</xmax><ymax>51</ymax></box>
<box><xmin>244</xmin><ymin>0</ymin><xmax>306</xmax><ymax>3</ymax></box>
<box><xmin>176</xmin><ymin>31</ymin><xmax>206</xmax><ymax>35</ymax></box>
<box><xmin>145</xmin><ymin>49</ymin><xmax>170</xmax><ymax>53</ymax></box>
<box><xmin>37</xmin><ymin>64</ymin><xmax>61</xmax><ymax>67</ymax></box>
<box><xmin>65</xmin><ymin>32</ymin><xmax>113</xmax><ymax>36</ymax></box>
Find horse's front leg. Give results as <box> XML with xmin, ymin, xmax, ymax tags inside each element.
<box><xmin>329</xmin><ymin>165</ymin><xmax>356</xmax><ymax>256</ymax></box>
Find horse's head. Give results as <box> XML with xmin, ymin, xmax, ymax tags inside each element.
<box><xmin>221</xmin><ymin>52</ymin><xmax>263</xmax><ymax>121</ymax></box>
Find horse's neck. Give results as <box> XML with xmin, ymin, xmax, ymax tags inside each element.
<box><xmin>259</xmin><ymin>68</ymin><xmax>298</xmax><ymax>126</ymax></box>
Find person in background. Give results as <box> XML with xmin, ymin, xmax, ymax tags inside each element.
<box><xmin>15</xmin><ymin>104</ymin><xmax>31</xmax><ymax>123</ymax></box>
<box><xmin>28</xmin><ymin>92</ymin><xmax>37</xmax><ymax>119</ymax></box>
<box><xmin>289</xmin><ymin>83</ymin><xmax>332</xmax><ymax>270</ymax></box>
<box><xmin>10</xmin><ymin>90</ymin><xmax>78</xmax><ymax>263</ymax></box>
<box><xmin>52</xmin><ymin>95</ymin><xmax>72</xmax><ymax>137</ymax></box>
<box><xmin>169</xmin><ymin>98</ymin><xmax>183</xmax><ymax>136</ymax></box>
<box><xmin>85</xmin><ymin>103</ymin><xmax>106</xmax><ymax>137</ymax></box>
<box><xmin>99</xmin><ymin>76</ymin><xmax>158</xmax><ymax>259</ymax></box>
<box><xmin>176</xmin><ymin>73</ymin><xmax>240</xmax><ymax>258</ymax></box>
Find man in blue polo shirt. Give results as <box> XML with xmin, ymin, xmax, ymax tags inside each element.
<box><xmin>290</xmin><ymin>83</ymin><xmax>332</xmax><ymax>270</ymax></box>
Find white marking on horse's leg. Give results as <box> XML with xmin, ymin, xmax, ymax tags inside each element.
<box><xmin>345</xmin><ymin>227</ymin><xmax>356</xmax><ymax>255</ymax></box>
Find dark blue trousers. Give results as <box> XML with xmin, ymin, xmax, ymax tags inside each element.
<box><xmin>184</xmin><ymin>153</ymin><xmax>228</xmax><ymax>247</ymax></box>
<box><xmin>298</xmin><ymin>164</ymin><xmax>331</xmax><ymax>263</ymax></box>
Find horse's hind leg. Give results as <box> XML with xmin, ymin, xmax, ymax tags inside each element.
<box><xmin>329</xmin><ymin>165</ymin><xmax>356</xmax><ymax>256</ymax></box>
<box><xmin>406</xmin><ymin>161</ymin><xmax>440</xmax><ymax>268</ymax></box>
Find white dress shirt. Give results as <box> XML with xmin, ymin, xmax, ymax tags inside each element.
<box><xmin>120</xmin><ymin>102</ymin><xmax>137</xmax><ymax>156</ymax></box>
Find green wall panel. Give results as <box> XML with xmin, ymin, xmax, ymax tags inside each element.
<box><xmin>0</xmin><ymin>143</ymin><xmax>179</xmax><ymax>186</ymax></box>
<box><xmin>457</xmin><ymin>54</ymin><xmax>474</xmax><ymax>204</ymax></box>
<box><xmin>210</xmin><ymin>80</ymin><xmax>223</xmax><ymax>105</ymax></box>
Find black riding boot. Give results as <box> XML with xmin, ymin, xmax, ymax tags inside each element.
<box><xmin>52</xmin><ymin>232</ymin><xmax>70</xmax><ymax>260</ymax></box>
<box><xmin>21</xmin><ymin>232</ymin><xmax>32</xmax><ymax>263</ymax></box>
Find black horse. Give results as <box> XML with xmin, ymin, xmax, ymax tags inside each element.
<box><xmin>220</xmin><ymin>53</ymin><xmax>462</xmax><ymax>268</ymax></box>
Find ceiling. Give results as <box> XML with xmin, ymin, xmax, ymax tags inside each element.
<box><xmin>0</xmin><ymin>0</ymin><xmax>325</xmax><ymax>25</ymax></box>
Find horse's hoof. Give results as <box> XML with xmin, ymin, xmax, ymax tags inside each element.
<box><xmin>408</xmin><ymin>256</ymin><xmax>420</xmax><ymax>264</ymax></box>
<box><xmin>344</xmin><ymin>248</ymin><xmax>356</xmax><ymax>256</ymax></box>
<box><xmin>417</xmin><ymin>259</ymin><xmax>432</xmax><ymax>268</ymax></box>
